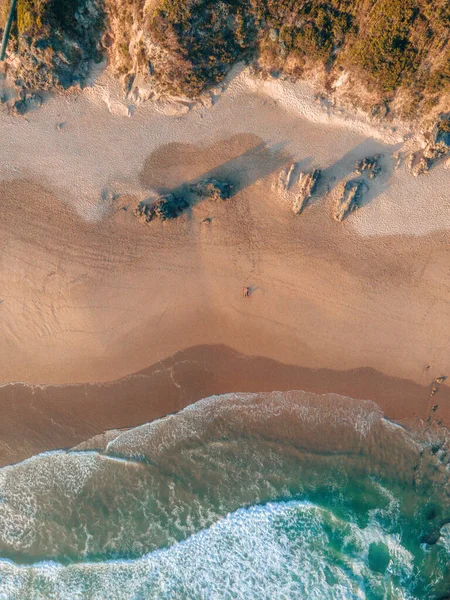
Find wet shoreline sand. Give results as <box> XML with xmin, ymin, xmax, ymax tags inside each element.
<box><xmin>1</xmin><ymin>343</ymin><xmax>449</xmax><ymax>466</ymax></box>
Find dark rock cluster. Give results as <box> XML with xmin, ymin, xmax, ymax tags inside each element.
<box><xmin>10</xmin><ymin>89</ymin><xmax>42</xmax><ymax>114</ymax></box>
<box><xmin>134</xmin><ymin>179</ymin><xmax>232</xmax><ymax>223</ymax></box>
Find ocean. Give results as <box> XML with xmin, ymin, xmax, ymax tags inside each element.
<box><xmin>0</xmin><ymin>390</ymin><xmax>449</xmax><ymax>599</ymax></box>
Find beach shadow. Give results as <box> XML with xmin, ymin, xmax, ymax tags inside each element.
<box><xmin>145</xmin><ymin>139</ymin><xmax>292</xmax><ymax>212</ymax></box>
<box><xmin>141</xmin><ymin>133</ymin><xmax>292</xmax><ymax>191</ymax></box>
<box><xmin>312</xmin><ymin>138</ymin><xmax>403</xmax><ymax>211</ymax></box>
<box><xmin>187</xmin><ymin>140</ymin><xmax>291</xmax><ymax>199</ymax></box>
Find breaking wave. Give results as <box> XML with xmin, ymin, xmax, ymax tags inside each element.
<box><xmin>1</xmin><ymin>391</ymin><xmax>449</xmax><ymax>599</ymax></box>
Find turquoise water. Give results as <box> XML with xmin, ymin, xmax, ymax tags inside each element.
<box><xmin>1</xmin><ymin>391</ymin><xmax>449</xmax><ymax>599</ymax></box>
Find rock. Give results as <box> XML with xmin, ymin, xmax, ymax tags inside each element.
<box><xmin>134</xmin><ymin>179</ymin><xmax>233</xmax><ymax>223</ymax></box>
<box><xmin>410</xmin><ymin>114</ymin><xmax>450</xmax><ymax>176</ymax></box>
<box><xmin>27</xmin><ymin>93</ymin><xmax>43</xmax><ymax>109</ymax></box>
<box><xmin>134</xmin><ymin>201</ymin><xmax>155</xmax><ymax>224</ymax></box>
<box><xmin>134</xmin><ymin>177</ymin><xmax>231</xmax><ymax>224</ymax></box>
<box><xmin>392</xmin><ymin>151</ymin><xmax>403</xmax><ymax>170</ymax></box>
<box><xmin>431</xmin><ymin>114</ymin><xmax>450</xmax><ymax>150</ymax></box>
<box><xmin>277</xmin><ymin>163</ymin><xmax>322</xmax><ymax>214</ymax></box>
<box><xmin>334</xmin><ymin>179</ymin><xmax>368</xmax><ymax>222</ymax></box>
<box><xmin>11</xmin><ymin>99</ymin><xmax>27</xmax><ymax>116</ymax></box>
<box><xmin>134</xmin><ymin>193</ymin><xmax>188</xmax><ymax>223</ymax></box>
<box><xmin>355</xmin><ymin>155</ymin><xmax>382</xmax><ymax>179</ymax></box>
<box><xmin>280</xmin><ymin>163</ymin><xmax>296</xmax><ymax>190</ymax></box>
<box><xmin>292</xmin><ymin>169</ymin><xmax>321</xmax><ymax>215</ymax></box>
<box><xmin>101</xmin><ymin>189</ymin><xmax>119</xmax><ymax>203</ymax></box>
<box><xmin>153</xmin><ymin>194</ymin><xmax>189</xmax><ymax>220</ymax></box>
<box><xmin>420</xmin><ymin>529</ymin><xmax>441</xmax><ymax>545</ymax></box>
<box><xmin>410</xmin><ymin>153</ymin><xmax>430</xmax><ymax>177</ymax></box>
<box><xmin>190</xmin><ymin>179</ymin><xmax>232</xmax><ymax>201</ymax></box>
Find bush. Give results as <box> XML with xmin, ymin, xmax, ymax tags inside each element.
<box><xmin>348</xmin><ymin>0</ymin><xmax>420</xmax><ymax>92</ymax></box>
<box><xmin>148</xmin><ymin>0</ymin><xmax>257</xmax><ymax>95</ymax></box>
<box><xmin>9</xmin><ymin>0</ymin><xmax>449</xmax><ymax>116</ymax></box>
<box><xmin>16</xmin><ymin>0</ymin><xmax>81</xmax><ymax>35</ymax></box>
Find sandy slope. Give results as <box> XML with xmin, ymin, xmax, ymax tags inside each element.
<box><xmin>0</xmin><ymin>67</ymin><xmax>449</xmax><ymax>398</ymax></box>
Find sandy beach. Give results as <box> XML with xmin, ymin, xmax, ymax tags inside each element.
<box><xmin>0</xmin><ymin>67</ymin><xmax>449</xmax><ymax>464</ymax></box>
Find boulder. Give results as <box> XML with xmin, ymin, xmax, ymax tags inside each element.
<box><xmin>134</xmin><ymin>200</ymin><xmax>155</xmax><ymax>224</ymax></box>
<box><xmin>134</xmin><ymin>193</ymin><xmax>189</xmax><ymax>222</ymax></box>
<box><xmin>370</xmin><ymin>102</ymin><xmax>389</xmax><ymax>120</ymax></box>
<box><xmin>409</xmin><ymin>152</ymin><xmax>430</xmax><ymax>177</ymax></box>
<box><xmin>153</xmin><ymin>194</ymin><xmax>189</xmax><ymax>220</ymax></box>
<box><xmin>431</xmin><ymin>114</ymin><xmax>450</xmax><ymax>150</ymax></box>
<box><xmin>279</xmin><ymin>162</ymin><xmax>297</xmax><ymax>191</ymax></box>
<box><xmin>334</xmin><ymin>179</ymin><xmax>368</xmax><ymax>222</ymax></box>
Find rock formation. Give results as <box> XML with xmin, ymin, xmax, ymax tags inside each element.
<box><xmin>408</xmin><ymin>153</ymin><xmax>429</xmax><ymax>177</ymax></box>
<box><xmin>277</xmin><ymin>163</ymin><xmax>322</xmax><ymax>215</ymax></box>
<box><xmin>409</xmin><ymin>114</ymin><xmax>450</xmax><ymax>177</ymax></box>
<box><xmin>134</xmin><ymin>178</ymin><xmax>232</xmax><ymax>223</ymax></box>
<box><xmin>134</xmin><ymin>193</ymin><xmax>189</xmax><ymax>223</ymax></box>
<box><xmin>334</xmin><ymin>179</ymin><xmax>368</xmax><ymax>222</ymax></box>
<box><xmin>354</xmin><ymin>155</ymin><xmax>381</xmax><ymax>179</ymax></box>
<box><xmin>190</xmin><ymin>179</ymin><xmax>233</xmax><ymax>202</ymax></box>
<box><xmin>291</xmin><ymin>169</ymin><xmax>321</xmax><ymax>215</ymax></box>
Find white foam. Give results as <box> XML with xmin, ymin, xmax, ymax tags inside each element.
<box><xmin>0</xmin><ymin>500</ymin><xmax>417</xmax><ymax>600</ymax></box>
<box><xmin>0</xmin><ymin>452</ymin><xmax>100</xmax><ymax>550</ymax></box>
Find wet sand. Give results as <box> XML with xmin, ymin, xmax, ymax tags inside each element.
<box><xmin>1</xmin><ymin>344</ymin><xmax>449</xmax><ymax>466</ymax></box>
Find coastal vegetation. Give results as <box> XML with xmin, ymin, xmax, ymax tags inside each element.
<box><xmin>1</xmin><ymin>0</ymin><xmax>103</xmax><ymax>89</ymax></box>
<box><xmin>107</xmin><ymin>0</ymin><xmax>449</xmax><ymax>118</ymax></box>
<box><xmin>1</xmin><ymin>0</ymin><xmax>448</xmax><ymax>119</ymax></box>
<box><xmin>16</xmin><ymin>0</ymin><xmax>81</xmax><ymax>34</ymax></box>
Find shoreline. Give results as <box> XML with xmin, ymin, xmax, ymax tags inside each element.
<box><xmin>1</xmin><ymin>343</ymin><xmax>448</xmax><ymax>467</ymax></box>
<box><xmin>0</xmin><ymin>70</ymin><xmax>449</xmax><ymax>467</ymax></box>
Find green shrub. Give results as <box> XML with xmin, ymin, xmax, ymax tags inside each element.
<box><xmin>348</xmin><ymin>0</ymin><xmax>420</xmax><ymax>92</ymax></box>
<box><xmin>16</xmin><ymin>0</ymin><xmax>81</xmax><ymax>35</ymax></box>
<box><xmin>149</xmin><ymin>0</ymin><xmax>257</xmax><ymax>95</ymax></box>
<box><xmin>17</xmin><ymin>0</ymin><xmax>43</xmax><ymax>34</ymax></box>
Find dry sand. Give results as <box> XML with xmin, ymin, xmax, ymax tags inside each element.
<box><xmin>0</xmin><ymin>67</ymin><xmax>449</xmax><ymax>463</ymax></box>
